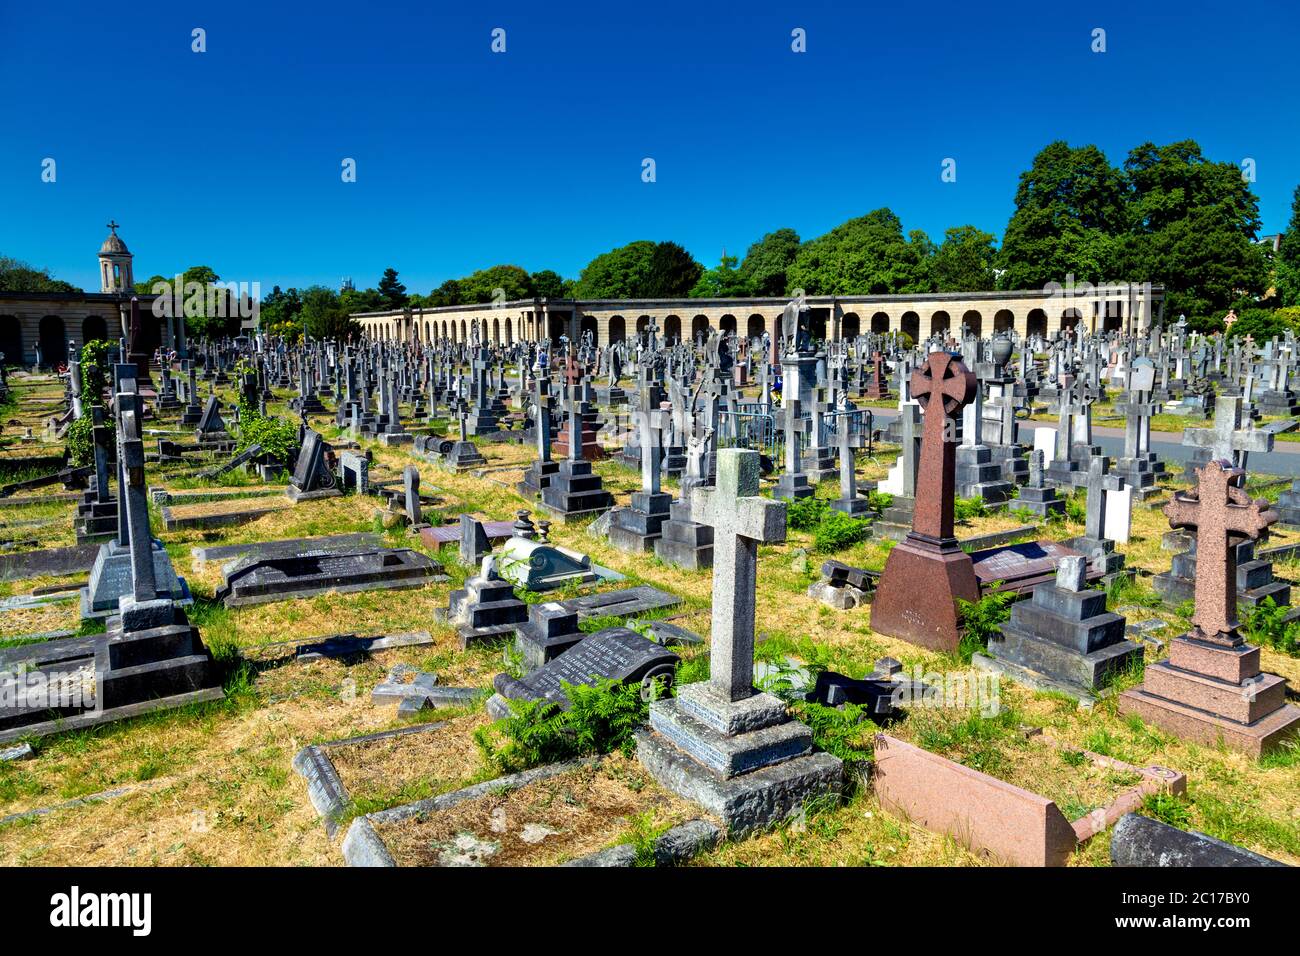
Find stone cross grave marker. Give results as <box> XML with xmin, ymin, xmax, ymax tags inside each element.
<box><xmin>691</xmin><ymin>448</ymin><xmax>787</xmax><ymax>702</ymax></box>
<box><xmin>1165</xmin><ymin>460</ymin><xmax>1276</xmax><ymax>643</ymax></box>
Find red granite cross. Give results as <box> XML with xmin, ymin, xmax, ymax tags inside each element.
<box><xmin>1164</xmin><ymin>460</ymin><xmax>1278</xmax><ymax>643</ymax></box>
<box><xmin>909</xmin><ymin>351</ymin><xmax>976</xmax><ymax>540</ymax></box>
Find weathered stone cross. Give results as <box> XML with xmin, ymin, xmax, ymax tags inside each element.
<box><xmin>1076</xmin><ymin>454</ymin><xmax>1124</xmax><ymax>541</ymax></box>
<box><xmin>692</xmin><ymin>448</ymin><xmax>787</xmax><ymax>702</ymax></box>
<box><xmin>1165</xmin><ymin>460</ymin><xmax>1277</xmax><ymax>644</ymax></box>
<box><xmin>1182</xmin><ymin>394</ymin><xmax>1273</xmax><ymax>471</ymax></box>
<box><xmin>909</xmin><ymin>351</ymin><xmax>976</xmax><ymax>540</ymax></box>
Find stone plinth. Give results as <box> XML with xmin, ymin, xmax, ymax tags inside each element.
<box><xmin>871</xmin><ymin>532</ymin><xmax>980</xmax><ymax>652</ymax></box>
<box><xmin>653</xmin><ymin>500</ymin><xmax>715</xmax><ymax>570</ymax></box>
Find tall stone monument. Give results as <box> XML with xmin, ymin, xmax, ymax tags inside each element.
<box><xmin>871</xmin><ymin>351</ymin><xmax>980</xmax><ymax>651</ymax></box>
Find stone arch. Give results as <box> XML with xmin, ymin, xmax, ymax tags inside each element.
<box><xmin>746</xmin><ymin>314</ymin><xmax>765</xmax><ymax>340</ymax></box>
<box><xmin>0</xmin><ymin>315</ymin><xmax>21</xmax><ymax>365</ymax></box>
<box><xmin>39</xmin><ymin>316</ymin><xmax>66</xmax><ymax>368</ymax></box>
<box><xmin>993</xmin><ymin>309</ymin><xmax>1014</xmax><ymax>333</ymax></box>
<box><xmin>901</xmin><ymin>311</ymin><xmax>920</xmax><ymax>342</ymax></box>
<box><xmin>580</xmin><ymin>313</ymin><xmax>599</xmax><ymax>344</ymax></box>
<box><xmin>493</xmin><ymin>317</ymin><xmax>501</xmax><ymax>344</ymax></box>
<box><xmin>460</xmin><ymin>320</ymin><xmax>468</xmax><ymax>342</ymax></box>
<box><xmin>664</xmin><ymin>314</ymin><xmax>682</xmax><ymax>344</ymax></box>
<box><xmin>962</xmin><ymin>310</ymin><xmax>982</xmax><ymax>335</ymax></box>
<box><xmin>1061</xmin><ymin>307</ymin><xmax>1083</xmax><ymax>333</ymax></box>
<box><xmin>690</xmin><ymin>314</ymin><xmax>710</xmax><ymax>342</ymax></box>
<box><xmin>82</xmin><ymin>315</ymin><xmax>108</xmax><ymax>344</ymax></box>
<box><xmin>636</xmin><ymin>315</ymin><xmax>651</xmax><ymax>335</ymax></box>
<box><xmin>719</xmin><ymin>314</ymin><xmax>737</xmax><ymax>336</ymax></box>
<box><xmin>930</xmin><ymin>310</ymin><xmax>951</xmax><ymax>335</ymax></box>
<box><xmin>548</xmin><ymin>312</ymin><xmax>567</xmax><ymax>343</ymax></box>
<box><xmin>505</xmin><ymin>317</ymin><xmax>514</xmax><ymax>344</ymax></box>
<box><xmin>871</xmin><ymin>311</ymin><xmax>890</xmax><ymax>334</ymax></box>
<box><xmin>608</xmin><ymin>315</ymin><xmax>626</xmax><ymax>344</ymax></box>
<box><xmin>1027</xmin><ymin>309</ymin><xmax>1048</xmax><ymax>338</ymax></box>
<box><xmin>840</xmin><ymin>312</ymin><xmax>860</xmax><ymax>340</ymax></box>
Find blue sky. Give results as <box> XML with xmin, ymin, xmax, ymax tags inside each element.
<box><xmin>1</xmin><ymin>0</ymin><xmax>1296</xmax><ymax>295</ymax></box>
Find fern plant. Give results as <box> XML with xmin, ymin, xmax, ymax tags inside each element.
<box><xmin>956</xmin><ymin>584</ymin><xmax>1016</xmax><ymax>662</ymax></box>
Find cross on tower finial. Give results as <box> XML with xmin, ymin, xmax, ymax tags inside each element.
<box><xmin>107</xmin><ymin>219</ymin><xmax>120</xmax><ymax>234</ymax></box>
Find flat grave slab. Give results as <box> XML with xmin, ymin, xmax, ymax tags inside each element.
<box><xmin>191</xmin><ymin>532</ymin><xmax>383</xmax><ymax>569</ymax></box>
<box><xmin>970</xmin><ymin>540</ymin><xmax>1103</xmax><ymax>594</ymax></box>
<box><xmin>418</xmin><ymin>520</ymin><xmax>515</xmax><ymax>547</ymax></box>
<box><xmin>215</xmin><ymin>548</ymin><xmax>448</xmax><ymax>607</ymax></box>
<box><xmin>161</xmin><ymin>496</ymin><xmax>293</xmax><ymax>531</ymax></box>
<box><xmin>554</xmin><ymin>585</ymin><xmax>682</xmax><ymax>621</ymax></box>
<box><xmin>491</xmin><ymin>626</ymin><xmax>679</xmax><ymax>717</ymax></box>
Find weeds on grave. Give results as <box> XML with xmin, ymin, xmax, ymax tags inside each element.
<box><xmin>474</xmin><ymin>676</ymin><xmax>664</xmax><ymax>774</ymax></box>
<box><xmin>814</xmin><ymin>511</ymin><xmax>869</xmax><ymax>552</ymax></box>
<box><xmin>787</xmin><ymin>496</ymin><xmax>829</xmax><ymax>532</ymax></box>
<box><xmin>1105</xmin><ymin>572</ymin><xmax>1159</xmax><ymax>609</ymax></box>
<box><xmin>1243</xmin><ymin>597</ymin><xmax>1300</xmax><ymax>657</ymax></box>
<box><xmin>953</xmin><ymin>496</ymin><xmax>988</xmax><ymax>523</ymax></box>
<box><xmin>866</xmin><ymin>490</ymin><xmax>893</xmax><ymax>513</ymax></box>
<box><xmin>789</xmin><ymin>700</ymin><xmax>876</xmax><ymax>772</ymax></box>
<box><xmin>1064</xmin><ymin>494</ymin><xmax>1087</xmax><ymax>524</ymax></box>
<box><xmin>1141</xmin><ymin>791</ymin><xmax>1194</xmax><ymax>830</ymax></box>
<box><xmin>619</xmin><ymin>809</ymin><xmax>672</xmax><ymax>867</ymax></box>
<box><xmin>955</xmin><ymin>584</ymin><xmax>1015</xmax><ymax>663</ymax></box>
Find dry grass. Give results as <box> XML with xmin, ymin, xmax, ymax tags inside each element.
<box><xmin>374</xmin><ymin>754</ymin><xmax>701</xmax><ymax>866</ymax></box>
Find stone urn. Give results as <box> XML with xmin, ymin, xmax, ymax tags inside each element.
<box><xmin>991</xmin><ymin>333</ymin><xmax>1013</xmax><ymax>370</ymax></box>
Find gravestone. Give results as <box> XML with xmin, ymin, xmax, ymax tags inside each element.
<box><xmin>458</xmin><ymin>513</ymin><xmax>492</xmax><ymax>567</ymax></box>
<box><xmin>1015</xmin><ymin>449</ymin><xmax>1065</xmax><ymax>519</ymax></box>
<box><xmin>871</xmin><ymin>352</ymin><xmax>981</xmax><ymax>651</ymax></box>
<box><xmin>497</xmin><ymin>510</ymin><xmax>599</xmax><ymax>590</ymax></box>
<box><xmin>512</xmin><ymin>600</ymin><xmax>587</xmax><ymax>671</ymax></box>
<box><xmin>286</xmin><ymin>429</ymin><xmax>340</xmax><ymax>502</ymax></box>
<box><xmin>637</xmin><ymin>448</ymin><xmax>843</xmax><ymax>835</ymax></box>
<box><xmin>443</xmin><ymin>554</ymin><xmax>529</xmax><ymax>648</ymax></box>
<box><xmin>488</xmin><ymin>626</ymin><xmax>678</xmax><ymax>719</ymax></box>
<box><xmin>1120</xmin><ymin>460</ymin><xmax>1300</xmax><ymax>756</ymax></box>
<box><xmin>216</xmin><ymin>548</ymin><xmax>447</xmax><ymax>608</ymax></box>
<box><xmin>339</xmin><ymin>451</ymin><xmax>369</xmax><ymax>494</ymax></box>
<box><xmin>974</xmin><ymin>555</ymin><xmax>1142</xmax><ymax>701</ymax></box>
<box><xmin>1063</xmin><ymin>455</ymin><xmax>1126</xmax><ymax>576</ymax></box>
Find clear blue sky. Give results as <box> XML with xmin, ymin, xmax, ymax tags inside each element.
<box><xmin>1</xmin><ymin>0</ymin><xmax>1296</xmax><ymax>295</ymax></box>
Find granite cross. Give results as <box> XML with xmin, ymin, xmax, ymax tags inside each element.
<box><xmin>909</xmin><ymin>351</ymin><xmax>976</xmax><ymax>540</ymax></box>
<box><xmin>115</xmin><ymin>379</ymin><xmax>157</xmax><ymax>602</ymax></box>
<box><xmin>1164</xmin><ymin>460</ymin><xmax>1277</xmax><ymax>644</ymax></box>
<box><xmin>691</xmin><ymin>448</ymin><xmax>787</xmax><ymax>702</ymax></box>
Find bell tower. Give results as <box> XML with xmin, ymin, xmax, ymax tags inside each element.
<box><xmin>98</xmin><ymin>220</ymin><xmax>134</xmax><ymax>293</ymax></box>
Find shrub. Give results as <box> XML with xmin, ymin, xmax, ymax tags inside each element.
<box><xmin>236</xmin><ymin>401</ymin><xmax>299</xmax><ymax>465</ymax></box>
<box><xmin>787</xmin><ymin>495</ymin><xmax>829</xmax><ymax>531</ymax></box>
<box><xmin>956</xmin><ymin>584</ymin><xmax>1017</xmax><ymax>662</ymax></box>
<box><xmin>80</xmin><ymin>339</ymin><xmax>112</xmax><ymax>403</ymax></box>
<box><xmin>953</xmin><ymin>496</ymin><xmax>988</xmax><ymax>522</ymax></box>
<box><xmin>813</xmin><ymin>510</ymin><xmax>868</xmax><ymax>552</ymax></box>
<box><xmin>64</xmin><ymin>414</ymin><xmax>95</xmax><ymax>467</ymax></box>
<box><xmin>1244</xmin><ymin>597</ymin><xmax>1300</xmax><ymax>657</ymax></box>
<box><xmin>866</xmin><ymin>490</ymin><xmax>894</xmax><ymax>512</ymax></box>
<box><xmin>473</xmin><ymin>677</ymin><xmax>663</xmax><ymax>774</ymax></box>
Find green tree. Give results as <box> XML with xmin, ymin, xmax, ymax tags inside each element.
<box><xmin>299</xmin><ymin>285</ymin><xmax>359</xmax><ymax>341</ymax></box>
<box><xmin>1276</xmin><ymin>185</ymin><xmax>1300</xmax><ymax>307</ymax></box>
<box><xmin>0</xmin><ymin>256</ymin><xmax>78</xmax><ymax>293</ymax></box>
<box><xmin>643</xmin><ymin>241</ymin><xmax>703</xmax><ymax>297</ymax></box>
<box><xmin>786</xmin><ymin>209</ymin><xmax>934</xmax><ymax>295</ymax></box>
<box><xmin>458</xmin><ymin>264</ymin><xmax>534</xmax><ymax>304</ymax></box>
<box><xmin>426</xmin><ymin>279</ymin><xmax>463</xmax><ymax>307</ymax></box>
<box><xmin>997</xmin><ymin>142</ymin><xmax>1125</xmax><ymax>290</ymax></box>
<box><xmin>737</xmin><ymin>228</ymin><xmax>801</xmax><ymax>296</ymax></box>
<box><xmin>530</xmin><ymin>269</ymin><xmax>570</xmax><ymax>299</ymax></box>
<box><xmin>932</xmin><ymin>225</ymin><xmax>998</xmax><ymax>292</ymax></box>
<box><xmin>1114</xmin><ymin>140</ymin><xmax>1268</xmax><ymax>319</ymax></box>
<box><xmin>573</xmin><ymin>240</ymin><xmax>658</xmax><ymax>298</ymax></box>
<box><xmin>377</xmin><ymin>267</ymin><xmax>408</xmax><ymax>308</ymax></box>
<box><xmin>690</xmin><ymin>254</ymin><xmax>750</xmax><ymax>298</ymax></box>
